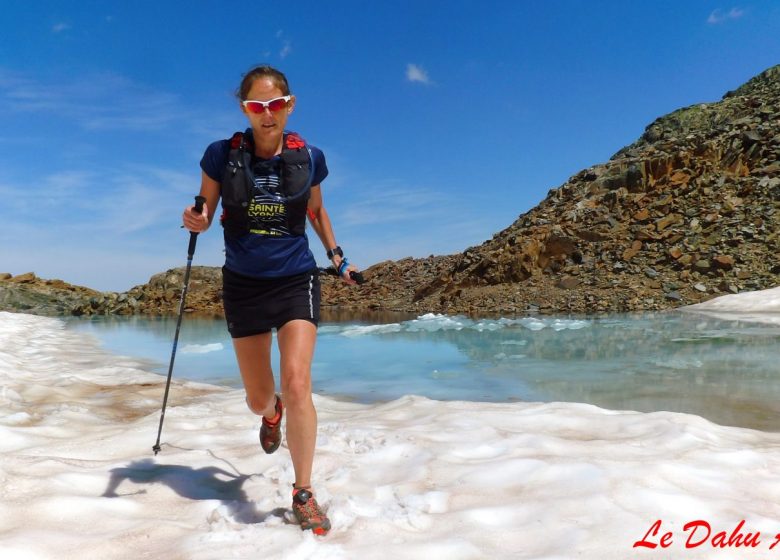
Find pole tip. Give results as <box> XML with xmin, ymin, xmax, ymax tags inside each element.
<box><xmin>152</xmin><ymin>444</ymin><xmax>161</xmax><ymax>455</ymax></box>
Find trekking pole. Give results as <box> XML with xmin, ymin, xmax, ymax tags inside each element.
<box><xmin>153</xmin><ymin>195</ymin><xmax>206</xmax><ymax>455</ymax></box>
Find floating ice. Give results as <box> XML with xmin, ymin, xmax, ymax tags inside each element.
<box><xmin>338</xmin><ymin>313</ymin><xmax>591</xmax><ymax>337</ymax></box>
<box><xmin>340</xmin><ymin>323</ymin><xmax>403</xmax><ymax>337</ymax></box>
<box><xmin>181</xmin><ymin>343</ymin><xmax>225</xmax><ymax>354</ymax></box>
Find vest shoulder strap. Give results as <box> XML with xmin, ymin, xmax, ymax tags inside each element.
<box><xmin>230</xmin><ymin>131</ymin><xmax>244</xmax><ymax>150</ymax></box>
<box><xmin>228</xmin><ymin>130</ymin><xmax>307</xmax><ymax>154</ymax></box>
<box><xmin>285</xmin><ymin>131</ymin><xmax>306</xmax><ymax>150</ymax></box>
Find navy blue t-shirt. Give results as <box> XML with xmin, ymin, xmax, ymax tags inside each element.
<box><xmin>200</xmin><ymin>132</ymin><xmax>328</xmax><ymax>278</ymax></box>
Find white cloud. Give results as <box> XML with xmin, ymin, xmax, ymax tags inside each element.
<box><xmin>338</xmin><ymin>185</ymin><xmax>443</xmax><ymax>227</ymax></box>
<box><xmin>0</xmin><ymin>163</ymin><xmax>196</xmax><ymax>235</ymax></box>
<box><xmin>274</xmin><ymin>29</ymin><xmax>292</xmax><ymax>59</ymax></box>
<box><xmin>707</xmin><ymin>7</ymin><xmax>745</xmax><ymax>24</ymax></box>
<box><xmin>0</xmin><ymin>162</ymin><xmax>212</xmax><ymax>291</ymax></box>
<box><xmin>336</xmin><ymin>208</ymin><xmax>496</xmax><ymax>269</ymax></box>
<box><xmin>0</xmin><ymin>238</ymin><xmax>194</xmax><ymax>292</ymax></box>
<box><xmin>52</xmin><ymin>22</ymin><xmax>71</xmax><ymax>33</ymax></box>
<box><xmin>0</xmin><ymin>69</ymin><xmax>191</xmax><ymax>132</ymax></box>
<box><xmin>280</xmin><ymin>40</ymin><xmax>292</xmax><ymax>59</ymax></box>
<box><xmin>406</xmin><ymin>63</ymin><xmax>432</xmax><ymax>85</ymax></box>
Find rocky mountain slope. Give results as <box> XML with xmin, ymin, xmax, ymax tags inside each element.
<box><xmin>326</xmin><ymin>64</ymin><xmax>780</xmax><ymax>315</ymax></box>
<box><xmin>2</xmin><ymin>65</ymin><xmax>778</xmax><ymax>317</ymax></box>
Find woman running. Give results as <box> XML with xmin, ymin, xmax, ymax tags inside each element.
<box><xmin>182</xmin><ymin>65</ymin><xmax>359</xmax><ymax>535</ymax></box>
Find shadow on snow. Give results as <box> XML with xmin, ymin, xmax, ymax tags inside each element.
<box><xmin>102</xmin><ymin>456</ymin><xmax>288</xmax><ymax>525</ymax></box>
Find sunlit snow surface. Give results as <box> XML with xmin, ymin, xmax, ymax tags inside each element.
<box><xmin>684</xmin><ymin>285</ymin><xmax>780</xmax><ymax>325</ymax></box>
<box><xmin>1</xmin><ymin>287</ymin><xmax>780</xmax><ymax>559</ymax></box>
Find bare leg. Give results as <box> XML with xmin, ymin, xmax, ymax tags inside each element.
<box><xmin>232</xmin><ymin>333</ymin><xmax>277</xmax><ymax>419</ymax></box>
<box><xmin>276</xmin><ymin>319</ymin><xmax>318</xmax><ymax>488</ymax></box>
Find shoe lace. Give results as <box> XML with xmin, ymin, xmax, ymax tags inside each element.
<box><xmin>293</xmin><ymin>491</ymin><xmax>326</xmax><ymax>522</ymax></box>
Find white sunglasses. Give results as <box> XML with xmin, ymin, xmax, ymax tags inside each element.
<box><xmin>242</xmin><ymin>96</ymin><xmax>292</xmax><ymax>114</ymax></box>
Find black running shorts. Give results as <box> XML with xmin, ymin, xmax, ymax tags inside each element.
<box><xmin>222</xmin><ymin>266</ymin><xmax>321</xmax><ymax>338</ymax></box>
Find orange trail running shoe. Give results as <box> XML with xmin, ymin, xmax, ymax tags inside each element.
<box><xmin>259</xmin><ymin>395</ymin><xmax>283</xmax><ymax>454</ymax></box>
<box><xmin>292</xmin><ymin>487</ymin><xmax>331</xmax><ymax>535</ymax></box>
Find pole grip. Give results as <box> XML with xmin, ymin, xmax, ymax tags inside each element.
<box><xmin>194</xmin><ymin>195</ymin><xmax>206</xmax><ymax>214</ymax></box>
<box><xmin>187</xmin><ymin>196</ymin><xmax>206</xmax><ymax>258</ymax></box>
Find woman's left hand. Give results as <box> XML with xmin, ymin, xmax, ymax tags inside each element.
<box><xmin>341</xmin><ymin>262</ymin><xmax>360</xmax><ymax>285</ymax></box>
<box><xmin>333</xmin><ymin>257</ymin><xmax>360</xmax><ymax>285</ymax></box>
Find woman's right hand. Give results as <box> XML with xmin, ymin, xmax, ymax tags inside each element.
<box><xmin>182</xmin><ymin>202</ymin><xmax>210</xmax><ymax>233</ymax></box>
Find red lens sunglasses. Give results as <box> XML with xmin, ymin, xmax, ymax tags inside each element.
<box><xmin>242</xmin><ymin>96</ymin><xmax>291</xmax><ymax>114</ymax></box>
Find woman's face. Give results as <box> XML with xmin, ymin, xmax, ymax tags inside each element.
<box><xmin>241</xmin><ymin>77</ymin><xmax>295</xmax><ymax>143</ymax></box>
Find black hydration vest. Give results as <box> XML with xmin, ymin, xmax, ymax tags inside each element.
<box><xmin>220</xmin><ymin>129</ymin><xmax>314</xmax><ymax>238</ymax></box>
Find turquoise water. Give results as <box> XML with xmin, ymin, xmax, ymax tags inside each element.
<box><xmin>65</xmin><ymin>311</ymin><xmax>780</xmax><ymax>431</ymax></box>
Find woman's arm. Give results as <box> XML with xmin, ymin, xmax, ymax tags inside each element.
<box><xmin>307</xmin><ymin>185</ymin><xmax>358</xmax><ymax>283</ymax></box>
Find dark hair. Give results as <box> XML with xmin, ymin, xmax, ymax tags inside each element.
<box><xmin>235</xmin><ymin>65</ymin><xmax>290</xmax><ymax>100</ymax></box>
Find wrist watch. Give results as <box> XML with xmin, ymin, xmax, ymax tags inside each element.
<box><xmin>327</xmin><ymin>246</ymin><xmax>343</xmax><ymax>260</ymax></box>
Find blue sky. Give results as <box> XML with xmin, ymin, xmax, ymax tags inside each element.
<box><xmin>1</xmin><ymin>1</ymin><xmax>778</xmax><ymax>291</ymax></box>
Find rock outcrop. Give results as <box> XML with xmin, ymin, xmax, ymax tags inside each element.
<box><xmin>0</xmin><ymin>272</ymin><xmax>129</xmax><ymax>316</ymax></box>
<box><xmin>325</xmin><ymin>64</ymin><xmax>780</xmax><ymax>315</ymax></box>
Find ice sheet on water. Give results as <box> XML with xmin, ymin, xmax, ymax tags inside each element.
<box><xmin>338</xmin><ymin>312</ymin><xmax>590</xmax><ymax>337</ymax></box>
<box><xmin>339</xmin><ymin>323</ymin><xmax>403</xmax><ymax>337</ymax></box>
<box><xmin>181</xmin><ymin>343</ymin><xmax>225</xmax><ymax>354</ymax></box>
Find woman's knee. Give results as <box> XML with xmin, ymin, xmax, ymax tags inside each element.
<box><xmin>246</xmin><ymin>393</ymin><xmax>276</xmax><ymax>416</ymax></box>
<box><xmin>281</xmin><ymin>366</ymin><xmax>312</xmax><ymax>404</ymax></box>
